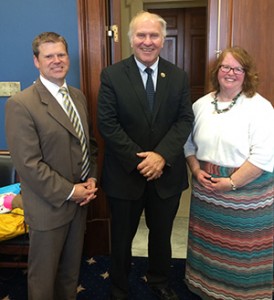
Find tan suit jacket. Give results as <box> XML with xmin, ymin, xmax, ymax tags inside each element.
<box><xmin>5</xmin><ymin>78</ymin><xmax>98</xmax><ymax>231</ymax></box>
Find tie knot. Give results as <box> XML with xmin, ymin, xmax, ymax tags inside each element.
<box><xmin>145</xmin><ymin>67</ymin><xmax>153</xmax><ymax>75</ymax></box>
<box><xmin>59</xmin><ymin>87</ymin><xmax>68</xmax><ymax>96</ymax></box>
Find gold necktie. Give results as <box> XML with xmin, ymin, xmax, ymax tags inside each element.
<box><xmin>59</xmin><ymin>87</ymin><xmax>90</xmax><ymax>181</ymax></box>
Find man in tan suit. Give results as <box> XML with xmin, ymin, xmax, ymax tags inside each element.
<box><xmin>5</xmin><ymin>32</ymin><xmax>98</xmax><ymax>300</ymax></box>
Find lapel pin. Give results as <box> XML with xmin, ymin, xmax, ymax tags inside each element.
<box><xmin>160</xmin><ymin>72</ymin><xmax>166</xmax><ymax>78</ymax></box>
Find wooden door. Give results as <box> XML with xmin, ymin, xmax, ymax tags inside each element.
<box><xmin>206</xmin><ymin>0</ymin><xmax>274</xmax><ymax>107</ymax></box>
<box><xmin>149</xmin><ymin>8</ymin><xmax>207</xmax><ymax>103</ymax></box>
<box><xmin>77</xmin><ymin>0</ymin><xmax>121</xmax><ymax>256</ymax></box>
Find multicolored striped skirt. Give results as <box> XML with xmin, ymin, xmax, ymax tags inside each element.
<box><xmin>185</xmin><ymin>162</ymin><xmax>274</xmax><ymax>300</ymax></box>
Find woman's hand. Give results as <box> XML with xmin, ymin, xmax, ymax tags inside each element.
<box><xmin>195</xmin><ymin>169</ymin><xmax>214</xmax><ymax>191</ymax></box>
<box><xmin>209</xmin><ymin>177</ymin><xmax>233</xmax><ymax>192</ymax></box>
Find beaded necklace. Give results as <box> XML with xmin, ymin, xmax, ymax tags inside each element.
<box><xmin>212</xmin><ymin>91</ymin><xmax>242</xmax><ymax>114</ymax></box>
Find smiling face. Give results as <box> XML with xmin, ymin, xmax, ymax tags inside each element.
<box><xmin>218</xmin><ymin>53</ymin><xmax>245</xmax><ymax>94</ymax></box>
<box><xmin>33</xmin><ymin>41</ymin><xmax>70</xmax><ymax>86</ymax></box>
<box><xmin>130</xmin><ymin>15</ymin><xmax>165</xmax><ymax>67</ymax></box>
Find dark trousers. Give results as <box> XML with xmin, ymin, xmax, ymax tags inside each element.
<box><xmin>108</xmin><ymin>183</ymin><xmax>180</xmax><ymax>298</ymax></box>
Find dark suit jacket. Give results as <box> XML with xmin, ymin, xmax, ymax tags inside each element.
<box><xmin>5</xmin><ymin>78</ymin><xmax>98</xmax><ymax>231</ymax></box>
<box><xmin>98</xmin><ymin>55</ymin><xmax>194</xmax><ymax>200</ymax></box>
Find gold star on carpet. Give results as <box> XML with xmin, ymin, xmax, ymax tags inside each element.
<box><xmin>86</xmin><ymin>257</ymin><xmax>96</xmax><ymax>265</ymax></box>
<box><xmin>141</xmin><ymin>275</ymin><xmax>147</xmax><ymax>282</ymax></box>
<box><xmin>100</xmin><ymin>271</ymin><xmax>109</xmax><ymax>279</ymax></box>
<box><xmin>77</xmin><ymin>284</ymin><xmax>86</xmax><ymax>293</ymax></box>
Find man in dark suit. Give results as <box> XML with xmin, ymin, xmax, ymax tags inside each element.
<box><xmin>5</xmin><ymin>32</ymin><xmax>98</xmax><ymax>300</ymax></box>
<box><xmin>98</xmin><ymin>11</ymin><xmax>194</xmax><ymax>300</ymax></box>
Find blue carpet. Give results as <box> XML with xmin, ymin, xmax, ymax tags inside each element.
<box><xmin>0</xmin><ymin>256</ymin><xmax>201</xmax><ymax>299</ymax></box>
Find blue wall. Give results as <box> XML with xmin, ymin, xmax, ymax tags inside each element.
<box><xmin>0</xmin><ymin>0</ymin><xmax>80</xmax><ymax>149</ymax></box>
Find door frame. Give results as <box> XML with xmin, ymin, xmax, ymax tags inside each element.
<box><xmin>77</xmin><ymin>0</ymin><xmax>122</xmax><ymax>256</ymax></box>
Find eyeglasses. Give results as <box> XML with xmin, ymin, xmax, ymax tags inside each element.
<box><xmin>219</xmin><ymin>65</ymin><xmax>245</xmax><ymax>75</ymax></box>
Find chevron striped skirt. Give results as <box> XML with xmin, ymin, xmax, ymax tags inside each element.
<box><xmin>185</xmin><ymin>163</ymin><xmax>274</xmax><ymax>300</ymax></box>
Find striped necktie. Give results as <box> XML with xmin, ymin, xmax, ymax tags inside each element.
<box><xmin>59</xmin><ymin>87</ymin><xmax>90</xmax><ymax>181</ymax></box>
<box><xmin>145</xmin><ymin>67</ymin><xmax>155</xmax><ymax>111</ymax></box>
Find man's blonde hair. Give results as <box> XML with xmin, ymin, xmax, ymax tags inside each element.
<box><xmin>127</xmin><ymin>11</ymin><xmax>167</xmax><ymax>43</ymax></box>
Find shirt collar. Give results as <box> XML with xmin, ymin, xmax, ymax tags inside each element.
<box><xmin>39</xmin><ymin>75</ymin><xmax>68</xmax><ymax>98</ymax></box>
<box><xmin>134</xmin><ymin>57</ymin><xmax>159</xmax><ymax>73</ymax></box>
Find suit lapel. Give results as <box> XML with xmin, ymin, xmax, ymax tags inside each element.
<box><xmin>124</xmin><ymin>56</ymin><xmax>153</xmax><ymax>124</ymax></box>
<box><xmin>68</xmin><ymin>88</ymin><xmax>89</xmax><ymax>141</ymax></box>
<box><xmin>122</xmin><ymin>56</ymin><xmax>171</xmax><ymax>125</ymax></box>
<box><xmin>153</xmin><ymin>58</ymin><xmax>170</xmax><ymax>123</ymax></box>
<box><xmin>34</xmin><ymin>79</ymin><xmax>79</xmax><ymax>138</ymax></box>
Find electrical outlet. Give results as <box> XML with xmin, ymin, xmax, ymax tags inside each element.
<box><xmin>0</xmin><ymin>82</ymin><xmax>21</xmax><ymax>97</ymax></box>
